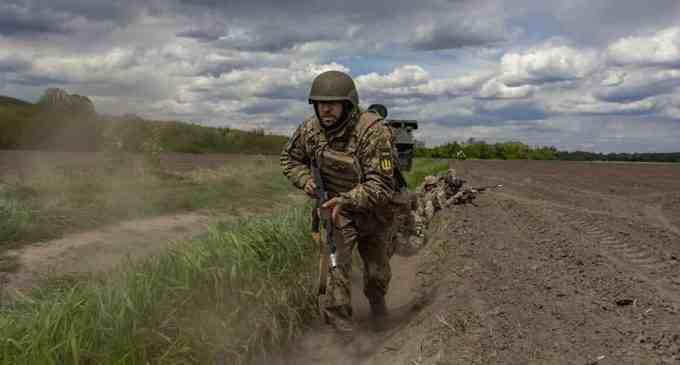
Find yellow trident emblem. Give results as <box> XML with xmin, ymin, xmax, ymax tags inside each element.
<box><xmin>380</xmin><ymin>158</ymin><xmax>393</xmax><ymax>172</ymax></box>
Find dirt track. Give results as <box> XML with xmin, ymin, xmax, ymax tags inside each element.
<box><xmin>274</xmin><ymin>160</ymin><xmax>680</xmax><ymax>364</ymax></box>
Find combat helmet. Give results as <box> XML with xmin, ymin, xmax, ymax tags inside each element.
<box><xmin>308</xmin><ymin>70</ymin><xmax>359</xmax><ymax>111</ymax></box>
<box><xmin>423</xmin><ymin>175</ymin><xmax>438</xmax><ymax>187</ymax></box>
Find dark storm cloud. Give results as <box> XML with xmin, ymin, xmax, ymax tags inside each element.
<box><xmin>0</xmin><ymin>57</ymin><xmax>32</xmax><ymax>73</ymax></box>
<box><xmin>177</xmin><ymin>29</ymin><xmax>222</xmax><ymax>42</ymax></box>
<box><xmin>0</xmin><ymin>2</ymin><xmax>70</xmax><ymax>36</ymax></box>
<box><xmin>594</xmin><ymin>79</ymin><xmax>680</xmax><ymax>104</ymax></box>
<box><xmin>593</xmin><ymin>70</ymin><xmax>680</xmax><ymax>104</ymax></box>
<box><xmin>477</xmin><ymin>100</ymin><xmax>548</xmax><ymax>121</ymax></box>
<box><xmin>213</xmin><ymin>25</ymin><xmax>340</xmax><ymax>52</ymax></box>
<box><xmin>197</xmin><ymin>62</ymin><xmax>245</xmax><ymax>78</ymax></box>
<box><xmin>406</xmin><ymin>20</ymin><xmax>507</xmax><ymax>51</ymax></box>
<box><xmin>553</xmin><ymin>0</ymin><xmax>680</xmax><ymax>45</ymax></box>
<box><xmin>0</xmin><ymin>0</ymin><xmax>160</xmax><ymax>38</ymax></box>
<box><xmin>172</xmin><ymin>0</ymin><xmax>507</xmax><ymax>51</ymax></box>
<box><xmin>175</xmin><ymin>0</ymin><xmax>425</xmax><ymax>18</ymax></box>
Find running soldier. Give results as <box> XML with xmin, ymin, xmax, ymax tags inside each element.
<box><xmin>280</xmin><ymin>70</ymin><xmax>400</xmax><ymax>334</ymax></box>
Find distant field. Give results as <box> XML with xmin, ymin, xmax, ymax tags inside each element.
<box><xmin>0</xmin><ymin>150</ymin><xmax>297</xmax><ymax>256</ymax></box>
<box><xmin>0</xmin><ymin>150</ymin><xmax>250</xmax><ymax>177</ymax></box>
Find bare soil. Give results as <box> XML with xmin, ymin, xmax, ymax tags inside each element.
<box><xmin>273</xmin><ymin>160</ymin><xmax>680</xmax><ymax>365</ymax></box>
<box><xmin>0</xmin><ymin>211</ymin><xmax>213</xmax><ymax>294</ymax></box>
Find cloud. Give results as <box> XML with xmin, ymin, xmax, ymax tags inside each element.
<box><xmin>553</xmin><ymin>0</ymin><xmax>680</xmax><ymax>45</ymax></box>
<box><xmin>0</xmin><ymin>1</ymin><xmax>160</xmax><ymax>38</ymax></box>
<box><xmin>2</xmin><ymin>0</ymin><xmax>680</xmax><ymax>153</ymax></box>
<box><xmin>656</xmin><ymin>94</ymin><xmax>680</xmax><ymax>120</ymax></box>
<box><xmin>476</xmin><ymin>99</ymin><xmax>547</xmax><ymax>121</ymax></box>
<box><xmin>0</xmin><ymin>2</ymin><xmax>70</xmax><ymax>36</ymax></box>
<box><xmin>547</xmin><ymin>96</ymin><xmax>658</xmax><ymax>116</ymax></box>
<box><xmin>478</xmin><ymin>78</ymin><xmax>534</xmax><ymax>99</ymax></box>
<box><xmin>607</xmin><ymin>27</ymin><xmax>680</xmax><ymax>67</ymax></box>
<box><xmin>357</xmin><ymin>65</ymin><xmax>429</xmax><ymax>89</ymax></box>
<box><xmin>593</xmin><ymin>69</ymin><xmax>680</xmax><ymax>103</ymax></box>
<box><xmin>0</xmin><ymin>53</ymin><xmax>32</xmax><ymax>73</ymax></box>
<box><xmin>405</xmin><ymin>15</ymin><xmax>509</xmax><ymax>50</ymax></box>
<box><xmin>356</xmin><ymin>66</ymin><xmax>491</xmax><ymax>101</ymax></box>
<box><xmin>499</xmin><ymin>45</ymin><xmax>600</xmax><ymax>86</ymax></box>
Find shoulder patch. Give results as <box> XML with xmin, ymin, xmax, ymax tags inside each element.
<box><xmin>379</xmin><ymin>145</ymin><xmax>394</xmax><ymax>175</ymax></box>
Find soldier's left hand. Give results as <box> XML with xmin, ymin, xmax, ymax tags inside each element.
<box><xmin>322</xmin><ymin>197</ymin><xmax>347</xmax><ymax>226</ymax></box>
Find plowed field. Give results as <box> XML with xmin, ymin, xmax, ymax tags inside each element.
<box><xmin>274</xmin><ymin>160</ymin><xmax>680</xmax><ymax>365</ymax></box>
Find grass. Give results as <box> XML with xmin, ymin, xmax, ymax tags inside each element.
<box><xmin>0</xmin><ymin>195</ymin><xmax>30</xmax><ymax>267</ymax></box>
<box><xmin>405</xmin><ymin>158</ymin><xmax>451</xmax><ymax>189</ymax></box>
<box><xmin>0</xmin><ymin>206</ymin><xmax>318</xmax><ymax>365</ymax></box>
<box><xmin>0</xmin><ymin>157</ymin><xmax>450</xmax><ymax>364</ymax></box>
<box><xmin>0</xmin><ymin>154</ymin><xmax>297</xmax><ymax>254</ymax></box>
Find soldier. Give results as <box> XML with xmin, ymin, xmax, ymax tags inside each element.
<box><xmin>416</xmin><ymin>175</ymin><xmax>447</xmax><ymax>221</ymax></box>
<box><xmin>408</xmin><ymin>170</ymin><xmax>466</xmax><ymax>247</ymax></box>
<box><xmin>280</xmin><ymin>70</ymin><xmax>399</xmax><ymax>334</ymax></box>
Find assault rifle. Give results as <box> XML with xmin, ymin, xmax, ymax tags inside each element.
<box><xmin>469</xmin><ymin>184</ymin><xmax>503</xmax><ymax>192</ymax></box>
<box><xmin>310</xmin><ymin>160</ymin><xmax>337</xmax><ymax>296</ymax></box>
<box><xmin>447</xmin><ymin>184</ymin><xmax>503</xmax><ymax>206</ymax></box>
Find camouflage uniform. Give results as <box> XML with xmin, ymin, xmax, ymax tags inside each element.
<box><xmin>415</xmin><ymin>175</ymin><xmax>448</xmax><ymax>221</ymax></box>
<box><xmin>394</xmin><ymin>169</ymin><xmax>481</xmax><ymax>254</ymax></box>
<box><xmin>408</xmin><ymin>170</ymin><xmax>462</xmax><ymax>248</ymax></box>
<box><xmin>280</xmin><ymin>71</ymin><xmax>398</xmax><ymax>331</ymax></box>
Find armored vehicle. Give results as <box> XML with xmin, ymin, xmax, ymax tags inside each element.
<box><xmin>367</xmin><ymin>104</ymin><xmax>419</xmax><ymax>172</ymax></box>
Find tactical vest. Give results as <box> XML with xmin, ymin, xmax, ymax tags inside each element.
<box><xmin>315</xmin><ymin>112</ymin><xmax>384</xmax><ymax>195</ymax></box>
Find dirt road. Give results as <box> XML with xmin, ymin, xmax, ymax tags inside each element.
<box><xmin>0</xmin><ymin>212</ymin><xmax>214</xmax><ymax>294</ymax></box>
<box><xmin>274</xmin><ymin>160</ymin><xmax>680</xmax><ymax>364</ymax></box>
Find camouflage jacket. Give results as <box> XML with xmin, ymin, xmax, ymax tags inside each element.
<box><xmin>280</xmin><ymin>110</ymin><xmax>397</xmax><ymax>213</ymax></box>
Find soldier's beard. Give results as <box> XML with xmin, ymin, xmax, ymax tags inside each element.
<box><xmin>315</xmin><ymin>104</ymin><xmax>349</xmax><ymax>131</ymax></box>
<box><xmin>320</xmin><ymin>115</ymin><xmax>338</xmax><ymax>127</ymax></box>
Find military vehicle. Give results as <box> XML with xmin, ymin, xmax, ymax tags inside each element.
<box><xmin>367</xmin><ymin>104</ymin><xmax>419</xmax><ymax>172</ymax></box>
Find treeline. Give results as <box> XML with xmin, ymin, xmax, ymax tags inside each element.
<box><xmin>0</xmin><ymin>98</ymin><xmax>287</xmax><ymax>154</ymax></box>
<box><xmin>415</xmin><ymin>140</ymin><xmax>559</xmax><ymax>160</ymax></box>
<box><xmin>415</xmin><ymin>139</ymin><xmax>680</xmax><ymax>162</ymax></box>
<box><xmin>558</xmin><ymin>151</ymin><xmax>680</xmax><ymax>163</ymax></box>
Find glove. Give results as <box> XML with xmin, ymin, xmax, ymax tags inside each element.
<box><xmin>303</xmin><ymin>178</ymin><xmax>318</xmax><ymax>198</ymax></box>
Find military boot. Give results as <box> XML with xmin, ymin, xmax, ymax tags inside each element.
<box><xmin>369</xmin><ymin>295</ymin><xmax>388</xmax><ymax>318</ymax></box>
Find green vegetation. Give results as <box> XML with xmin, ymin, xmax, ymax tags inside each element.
<box><xmin>0</xmin><ymin>155</ymin><xmax>296</xmax><ymax>254</ymax></box>
<box><xmin>0</xmin><ymin>96</ymin><xmax>287</xmax><ymax>154</ymax></box>
<box><xmin>0</xmin><ymin>158</ymin><xmax>444</xmax><ymax>364</ymax></box>
<box><xmin>405</xmin><ymin>158</ymin><xmax>451</xmax><ymax>189</ymax></box>
<box><xmin>0</xmin><ymin>207</ymin><xmax>318</xmax><ymax>365</ymax></box>
<box><xmin>0</xmin><ymin>194</ymin><xmax>30</xmax><ymax>247</ymax></box>
<box><xmin>415</xmin><ymin>139</ymin><xmax>559</xmax><ymax>160</ymax></box>
<box><xmin>415</xmin><ymin>138</ymin><xmax>680</xmax><ymax>162</ymax></box>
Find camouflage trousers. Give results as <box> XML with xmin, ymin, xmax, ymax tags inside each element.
<box><xmin>392</xmin><ymin>204</ymin><xmax>426</xmax><ymax>256</ymax></box>
<box><xmin>319</xmin><ymin>211</ymin><xmax>395</xmax><ymax>330</ymax></box>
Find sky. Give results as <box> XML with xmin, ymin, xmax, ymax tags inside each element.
<box><xmin>1</xmin><ymin>0</ymin><xmax>679</xmax><ymax>152</ymax></box>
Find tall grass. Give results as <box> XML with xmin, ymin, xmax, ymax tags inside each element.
<box><xmin>0</xmin><ymin>157</ymin><xmax>450</xmax><ymax>364</ymax></box>
<box><xmin>0</xmin><ymin>195</ymin><xmax>30</xmax><ymax>243</ymax></box>
<box><xmin>0</xmin><ymin>206</ymin><xmax>317</xmax><ymax>365</ymax></box>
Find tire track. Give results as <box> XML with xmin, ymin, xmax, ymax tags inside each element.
<box><xmin>494</xmin><ymin>193</ymin><xmax>680</xmax><ymax>303</ymax></box>
<box><xmin>561</xmin><ymin>212</ymin><xmax>680</xmax><ymax>302</ymax></box>
<box><xmin>645</xmin><ymin>204</ymin><xmax>680</xmax><ymax>236</ymax></box>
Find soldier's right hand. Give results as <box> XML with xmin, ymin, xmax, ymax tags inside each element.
<box><xmin>304</xmin><ymin>178</ymin><xmax>318</xmax><ymax>198</ymax></box>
